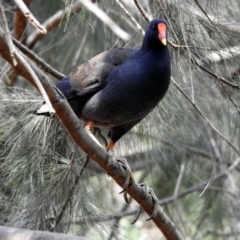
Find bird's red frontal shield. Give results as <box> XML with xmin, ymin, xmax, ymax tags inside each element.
<box><xmin>158</xmin><ymin>23</ymin><xmax>167</xmax><ymax>45</ymax></box>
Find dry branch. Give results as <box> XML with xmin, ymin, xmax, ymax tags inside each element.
<box><xmin>171</xmin><ymin>77</ymin><xmax>240</xmax><ymax>157</ymax></box>
<box><xmin>114</xmin><ymin>0</ymin><xmax>145</xmax><ymax>36</ymax></box>
<box><xmin>26</xmin><ymin>1</ymin><xmax>83</xmax><ymax>49</ymax></box>
<box><xmin>0</xmin><ymin>4</ymin><xmax>55</xmax><ymax>114</ymax></box>
<box><xmin>0</xmin><ymin>3</ymin><xmax>17</xmax><ymax>66</ymax></box>
<box><xmin>79</xmin><ymin>0</ymin><xmax>130</xmax><ymax>41</ymax></box>
<box><xmin>14</xmin><ymin>0</ymin><xmax>47</xmax><ymax>34</ymax></box>
<box><xmin>133</xmin><ymin>0</ymin><xmax>151</xmax><ymax>22</ymax></box>
<box><xmin>14</xmin><ymin>0</ymin><xmax>31</xmax><ymax>44</ymax></box>
<box><xmin>12</xmin><ymin>37</ymin><xmax>65</xmax><ymax>79</ymax></box>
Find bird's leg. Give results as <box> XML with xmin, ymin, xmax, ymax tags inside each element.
<box><xmin>107</xmin><ymin>152</ymin><xmax>134</xmax><ymax>203</ymax></box>
<box><xmin>85</xmin><ymin>121</ymin><xmax>103</xmax><ymax>148</ymax></box>
<box><xmin>131</xmin><ymin>182</ymin><xmax>159</xmax><ymax>223</ymax></box>
<box><xmin>106</xmin><ymin>140</ymin><xmax>115</xmax><ymax>152</ymax></box>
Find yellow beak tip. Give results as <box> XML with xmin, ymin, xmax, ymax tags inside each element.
<box><xmin>161</xmin><ymin>39</ymin><xmax>167</xmax><ymax>46</ymax></box>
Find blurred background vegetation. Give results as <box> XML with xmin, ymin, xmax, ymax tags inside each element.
<box><xmin>0</xmin><ymin>0</ymin><xmax>240</xmax><ymax>239</ymax></box>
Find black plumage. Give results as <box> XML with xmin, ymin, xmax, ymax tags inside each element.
<box><xmin>35</xmin><ymin>18</ymin><xmax>171</xmax><ymax>150</ymax></box>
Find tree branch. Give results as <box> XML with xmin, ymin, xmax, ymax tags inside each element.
<box><xmin>12</xmin><ymin>37</ymin><xmax>65</xmax><ymax>80</ymax></box>
<box><xmin>0</xmin><ymin>27</ymin><xmax>183</xmax><ymax>240</ymax></box>
<box><xmin>114</xmin><ymin>0</ymin><xmax>145</xmax><ymax>36</ymax></box>
<box><xmin>26</xmin><ymin>1</ymin><xmax>83</xmax><ymax>49</ymax></box>
<box><xmin>14</xmin><ymin>0</ymin><xmax>47</xmax><ymax>34</ymax></box>
<box><xmin>133</xmin><ymin>0</ymin><xmax>151</xmax><ymax>23</ymax></box>
<box><xmin>79</xmin><ymin>0</ymin><xmax>130</xmax><ymax>41</ymax></box>
<box><xmin>0</xmin><ymin>4</ymin><xmax>17</xmax><ymax>66</ymax></box>
<box><xmin>171</xmin><ymin>77</ymin><xmax>240</xmax><ymax>158</ymax></box>
<box><xmin>13</xmin><ymin>0</ymin><xmax>31</xmax><ymax>44</ymax></box>
<box><xmin>0</xmin><ymin>4</ymin><xmax>55</xmax><ymax>114</ymax></box>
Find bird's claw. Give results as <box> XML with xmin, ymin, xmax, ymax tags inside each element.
<box><xmin>131</xmin><ymin>182</ymin><xmax>159</xmax><ymax>224</ymax></box>
<box><xmin>116</xmin><ymin>158</ymin><xmax>133</xmax><ymax>193</ymax></box>
<box><xmin>131</xmin><ymin>206</ymin><xmax>143</xmax><ymax>224</ymax></box>
<box><xmin>145</xmin><ymin>188</ymin><xmax>159</xmax><ymax>221</ymax></box>
<box><xmin>85</xmin><ymin>122</ymin><xmax>103</xmax><ymax>148</ymax></box>
<box><xmin>107</xmin><ymin>156</ymin><xmax>133</xmax><ymax>203</ymax></box>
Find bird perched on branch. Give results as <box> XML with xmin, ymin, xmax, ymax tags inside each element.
<box><xmin>35</xmin><ymin>18</ymin><xmax>171</xmax><ymax>151</ymax></box>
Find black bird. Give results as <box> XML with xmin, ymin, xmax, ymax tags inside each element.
<box><xmin>35</xmin><ymin>18</ymin><xmax>171</xmax><ymax>150</ymax></box>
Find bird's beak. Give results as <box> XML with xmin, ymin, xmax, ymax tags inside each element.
<box><xmin>158</xmin><ymin>23</ymin><xmax>167</xmax><ymax>46</ymax></box>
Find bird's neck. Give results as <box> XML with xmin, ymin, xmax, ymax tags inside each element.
<box><xmin>141</xmin><ymin>39</ymin><xmax>166</xmax><ymax>54</ymax></box>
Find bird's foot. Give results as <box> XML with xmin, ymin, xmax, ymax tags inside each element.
<box><xmin>106</xmin><ymin>141</ymin><xmax>115</xmax><ymax>152</ymax></box>
<box><xmin>107</xmin><ymin>155</ymin><xmax>133</xmax><ymax>203</ymax></box>
<box><xmin>116</xmin><ymin>158</ymin><xmax>133</xmax><ymax>202</ymax></box>
<box><xmin>131</xmin><ymin>182</ymin><xmax>159</xmax><ymax>224</ymax></box>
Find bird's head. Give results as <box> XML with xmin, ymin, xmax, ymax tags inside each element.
<box><xmin>143</xmin><ymin>18</ymin><xmax>169</xmax><ymax>50</ymax></box>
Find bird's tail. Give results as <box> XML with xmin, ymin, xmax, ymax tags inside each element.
<box><xmin>33</xmin><ymin>102</ymin><xmax>51</xmax><ymax>116</ymax></box>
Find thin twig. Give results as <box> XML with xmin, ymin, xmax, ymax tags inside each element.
<box><xmin>194</xmin><ymin>0</ymin><xmax>240</xmax><ymax>66</ymax></box>
<box><xmin>108</xmin><ymin>171</ymin><xmax>148</xmax><ymax>240</ymax></box>
<box><xmin>166</xmin><ymin>13</ymin><xmax>240</xmax><ymax>91</ymax></box>
<box><xmin>72</xmin><ymin>26</ymin><xmax>90</xmax><ymax>68</ymax></box>
<box><xmin>204</xmin><ymin>124</ymin><xmax>223</xmax><ymax>164</ymax></box>
<box><xmin>218</xmin><ymin>80</ymin><xmax>240</xmax><ymax>117</ymax></box>
<box><xmin>114</xmin><ymin>0</ymin><xmax>145</xmax><ymax>36</ymax></box>
<box><xmin>171</xmin><ymin>77</ymin><xmax>240</xmax><ymax>157</ymax></box>
<box><xmin>53</xmin><ymin>156</ymin><xmax>90</xmax><ymax>230</ymax></box>
<box><xmin>13</xmin><ymin>0</ymin><xmax>31</xmax><ymax>44</ymax></box>
<box><xmin>173</xmin><ymin>162</ymin><xmax>185</xmax><ymax>200</ymax></box>
<box><xmin>0</xmin><ymin>4</ymin><xmax>55</xmax><ymax>113</ymax></box>
<box><xmin>204</xmin><ymin>230</ymin><xmax>240</xmax><ymax>237</ymax></box>
<box><xmin>79</xmin><ymin>0</ymin><xmax>130</xmax><ymax>41</ymax></box>
<box><xmin>69</xmin><ymin>182</ymin><xmax>239</xmax><ymax>225</ymax></box>
<box><xmin>12</xmin><ymin>37</ymin><xmax>65</xmax><ymax>79</ymax></box>
<box><xmin>191</xmin><ymin>54</ymin><xmax>240</xmax><ymax>89</ymax></box>
<box><xmin>133</xmin><ymin>0</ymin><xmax>151</xmax><ymax>23</ymax></box>
<box><xmin>26</xmin><ymin>1</ymin><xmax>83</xmax><ymax>49</ymax></box>
<box><xmin>168</xmin><ymin>37</ymin><xmax>240</xmax><ymax>90</ymax></box>
<box><xmin>14</xmin><ymin>0</ymin><xmax>47</xmax><ymax>34</ymax></box>
<box><xmin>15</xmin><ymin>51</ymin><xmax>55</xmax><ymax>114</ymax></box>
<box><xmin>199</xmin><ymin>159</ymin><xmax>216</xmax><ymax>197</ymax></box>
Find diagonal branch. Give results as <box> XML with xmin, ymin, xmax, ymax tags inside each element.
<box><xmin>133</xmin><ymin>0</ymin><xmax>151</xmax><ymax>23</ymax></box>
<box><xmin>114</xmin><ymin>0</ymin><xmax>145</xmax><ymax>36</ymax></box>
<box><xmin>26</xmin><ymin>1</ymin><xmax>83</xmax><ymax>49</ymax></box>
<box><xmin>79</xmin><ymin>0</ymin><xmax>130</xmax><ymax>41</ymax></box>
<box><xmin>171</xmin><ymin>77</ymin><xmax>240</xmax><ymax>158</ymax></box>
<box><xmin>12</xmin><ymin>37</ymin><xmax>65</xmax><ymax>79</ymax></box>
<box><xmin>13</xmin><ymin>0</ymin><xmax>31</xmax><ymax>44</ymax></box>
<box><xmin>14</xmin><ymin>0</ymin><xmax>47</xmax><ymax>34</ymax></box>
<box><xmin>0</xmin><ymin>26</ymin><xmax>183</xmax><ymax>240</ymax></box>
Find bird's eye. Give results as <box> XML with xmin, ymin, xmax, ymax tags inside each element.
<box><xmin>151</xmin><ymin>25</ymin><xmax>158</xmax><ymax>31</ymax></box>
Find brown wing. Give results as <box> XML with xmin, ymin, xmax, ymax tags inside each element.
<box><xmin>68</xmin><ymin>48</ymin><xmax>136</xmax><ymax>96</ymax></box>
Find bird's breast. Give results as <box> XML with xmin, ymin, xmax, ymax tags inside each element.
<box><xmin>80</xmin><ymin>54</ymin><xmax>170</xmax><ymax>127</ymax></box>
